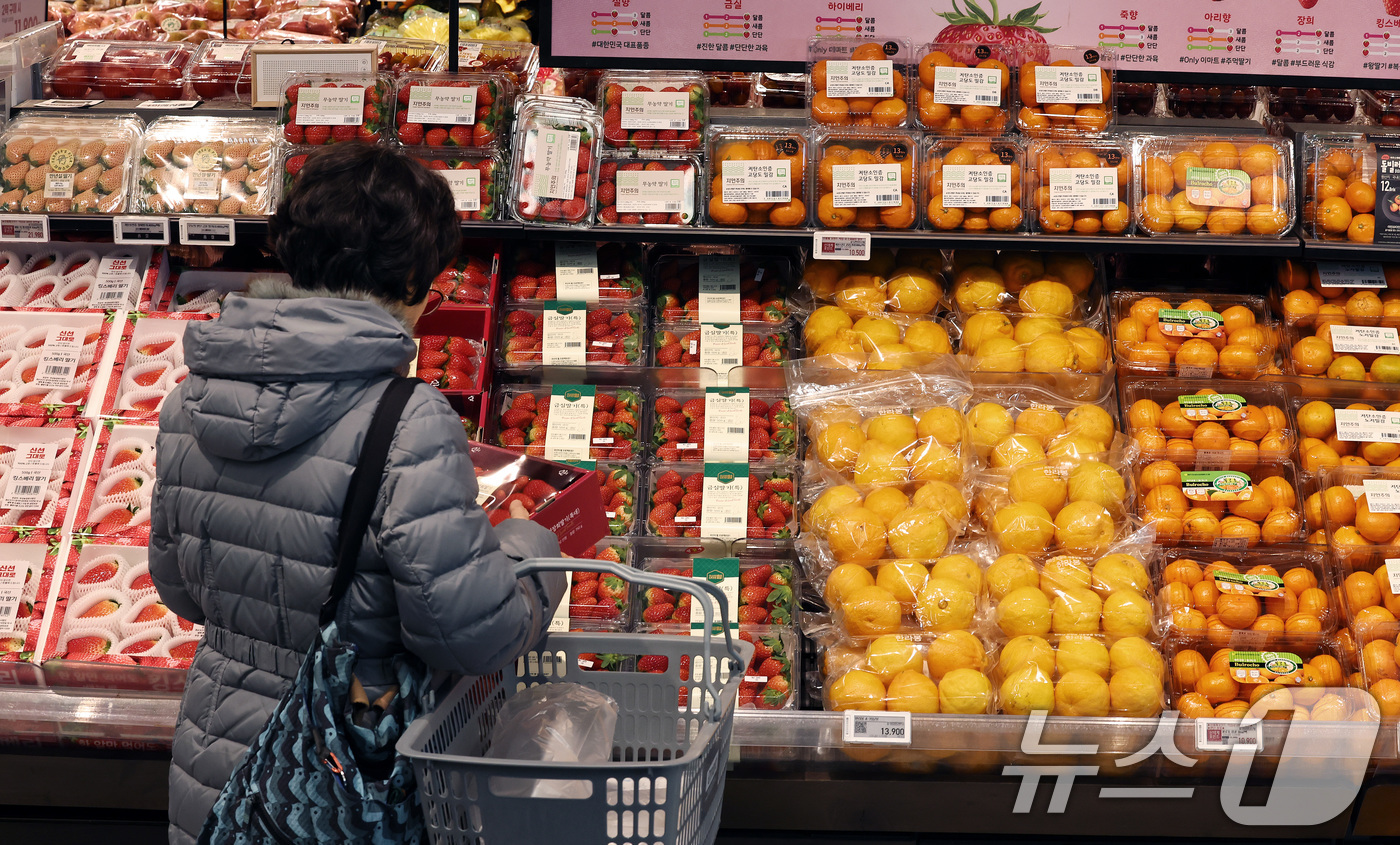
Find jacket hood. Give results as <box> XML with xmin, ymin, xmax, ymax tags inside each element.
<box><xmin>177</xmin><ymin>292</ymin><xmax>417</xmax><ymax>462</ymax></box>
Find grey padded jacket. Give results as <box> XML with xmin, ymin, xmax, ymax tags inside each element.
<box><xmin>151</xmin><ymin>290</ymin><xmax>563</xmax><ymax>845</ymax></box>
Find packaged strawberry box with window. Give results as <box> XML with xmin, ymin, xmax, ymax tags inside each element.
<box><xmin>502</xmin><ymin>241</ymin><xmax>645</xmax><ymax>304</ymax></box>
<box><xmin>0</xmin><ymin>244</ymin><xmax>163</xmax><ymax>313</ymax></box>
<box><xmin>0</xmin><ymin>417</ymin><xmax>86</xmax><ymax>549</ymax></box>
<box><xmin>651</xmin><ymin>387</ymin><xmax>797</xmax><ymax>464</ymax></box>
<box><xmin>430</xmin><ymin>242</ymin><xmax>497</xmax><ymax>307</ymax></box>
<box><xmin>497</xmin><ymin>304</ymin><xmax>644</xmax><ymax>372</ymax></box>
<box><xmin>637</xmin><ymin>559</ymin><xmax>796</xmax><ymax>627</ymax></box>
<box><xmin>597</xmin><ymin>70</ymin><xmax>707</xmax><ymax>151</ymax></box>
<box><xmin>651</xmin><ymin>253</ymin><xmax>798</xmax><ymax>325</ymax></box>
<box><xmin>279</xmin><ymin>72</ymin><xmax>390</xmax><ymax>146</ymax></box>
<box><xmin>550</xmin><ymin>539</ymin><xmax>633</xmax><ymax>627</ymax></box>
<box><xmin>466</xmin><ymin>442</ymin><xmax>607</xmax><ymax>556</ymax></box>
<box><xmin>72</xmin><ymin>422</ymin><xmax>157</xmax><ymax>545</ymax></box>
<box><xmin>635</xmin><ymin>620</ymin><xmax>798</xmax><ymax>710</ymax></box>
<box><xmin>652</xmin><ymin>322</ymin><xmax>791</xmax><ymax>373</ymax></box>
<box><xmin>0</xmin><ymin>310</ymin><xmax>113</xmax><ymax>419</ymax></box>
<box><xmin>644</xmin><ymin>465</ymin><xmax>797</xmax><ymax>542</ymax></box>
<box><xmin>507</xmin><ymin>95</ymin><xmax>601</xmax><ymax>228</ymax></box>
<box><xmin>409</xmin><ymin>151</ymin><xmax>504</xmax><ymax>223</ymax></box>
<box><xmin>0</xmin><ymin>544</ymin><xmax>58</xmax><ymax>668</ymax></box>
<box><xmin>595</xmin><ymin>154</ymin><xmax>699</xmax><ymax>227</ymax></box>
<box><xmin>393</xmin><ymin>71</ymin><xmax>513</xmax><ymax>150</ymax></box>
<box><xmin>43</xmin><ymin>538</ymin><xmax>203</xmax><ymax>687</ymax></box>
<box><xmin>489</xmin><ymin>384</ymin><xmax>644</xmax><ymax>462</ymax></box>
<box><xmin>97</xmin><ymin>312</ymin><xmax>208</xmax><ymax>422</ymax></box>
<box><xmin>0</xmin><ymin>115</ymin><xmax>143</xmax><ymax>215</ymax></box>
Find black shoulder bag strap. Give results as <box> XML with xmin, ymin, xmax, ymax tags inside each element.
<box><xmin>320</xmin><ymin>377</ymin><xmax>421</xmax><ymax>627</ymax></box>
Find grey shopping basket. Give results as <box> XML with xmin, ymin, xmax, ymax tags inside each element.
<box><xmin>397</xmin><ymin>558</ymin><xmax>755</xmax><ymax>845</ymax></box>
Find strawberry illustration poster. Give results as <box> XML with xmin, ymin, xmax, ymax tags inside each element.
<box><xmin>546</xmin><ymin>0</ymin><xmax>1398</xmax><ymax>82</ymax></box>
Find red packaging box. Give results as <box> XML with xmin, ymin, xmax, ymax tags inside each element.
<box><xmin>0</xmin><ymin>417</ymin><xmax>87</xmax><ymax>547</ymax></box>
<box><xmin>0</xmin><ymin>310</ymin><xmax>115</xmax><ymax>418</ymax></box>
<box><xmin>467</xmin><ymin>441</ymin><xmax>606</xmax><ymax>557</ymax></box>
<box><xmin>72</xmin><ymin>422</ymin><xmax>157</xmax><ymax>545</ymax></box>
<box><xmin>0</xmin><ymin>543</ymin><xmax>57</xmax><ymax>672</ymax></box>
<box><xmin>96</xmin><ymin>312</ymin><xmax>210</xmax><ymax>421</ymax></box>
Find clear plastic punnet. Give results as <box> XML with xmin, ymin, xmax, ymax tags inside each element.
<box><xmin>391</xmin><ymin>71</ymin><xmax>514</xmax><ymax>150</ymax></box>
<box><xmin>1302</xmin><ymin>132</ymin><xmax>1379</xmax><ymax>244</ymax></box>
<box><xmin>1291</xmin><ymin>395</ymin><xmax>1400</xmax><ymax>474</ymax></box>
<box><xmin>1318</xmin><ymin>465</ymin><xmax>1400</xmax><ymax>567</ymax></box>
<box><xmin>807</xmin><ymin>35</ymin><xmax>913</xmax><ymax>128</ymax></box>
<box><xmin>1154</xmin><ymin>548</ymin><xmax>1336</xmax><ymax>651</ymax></box>
<box><xmin>1360</xmin><ymin>89</ymin><xmax>1400</xmax><ymax>127</ymax></box>
<box><xmin>1110</xmin><ymin>291</ymin><xmax>1280</xmax><ymax>381</ymax></box>
<box><xmin>811</xmin><ymin>129</ymin><xmax>919</xmax><ymax>231</ymax></box>
<box><xmin>501</xmin><ymin>241</ymin><xmax>645</xmax><ymax>304</ymax></box>
<box><xmin>1281</xmin><ymin>316</ymin><xmax>1400</xmax><ymax>385</ymax></box>
<box><xmin>960</xmin><ymin>312</ymin><xmax>1112</xmax><ymax>379</ymax></box>
<box><xmin>913</xmin><ymin>42</ymin><xmax>1013</xmax><ymax>135</ymax></box>
<box><xmin>595</xmin><ymin>153</ymin><xmax>699</xmax><ymax>228</ymax></box>
<box><xmin>1131</xmin><ymin>134</ymin><xmax>1295</xmax><ymax>238</ymax></box>
<box><xmin>1013</xmin><ymin>47</ymin><xmax>1116</xmax><ymax>138</ymax></box>
<box><xmin>1167</xmin><ymin>641</ymin><xmax>1356</xmax><ymax>721</ymax></box>
<box><xmin>649</xmin><ymin>386</ymin><xmax>796</xmax><ymax>464</ymax></box>
<box><xmin>132</xmin><ymin>117</ymin><xmax>278</xmax><ymax>216</ymax></box>
<box><xmin>991</xmin><ymin>632</ymin><xmax>1166</xmax><ymax>718</ymax></box>
<box><xmin>921</xmin><ymin>136</ymin><xmax>1026</xmax><ymax>234</ymax></box>
<box><xmin>507</xmin><ymin>95</ymin><xmax>601</xmax><ymax>229</ymax></box>
<box><xmin>1165</xmin><ymin>84</ymin><xmax>1260</xmax><ymax>120</ymax></box>
<box><xmin>705</xmin><ymin>127</ymin><xmax>809</xmax><ymax>228</ymax></box>
<box><xmin>497</xmin><ymin>302</ymin><xmax>644</xmax><ymax>373</ymax></box>
<box><xmin>951</xmin><ymin>251</ymin><xmax>1103</xmax><ymax>322</ymax></box>
<box><xmin>817</xmin><ymin>629</ymin><xmax>994</xmax><ymax>714</ymax></box>
<box><xmin>0</xmin><ymin>115</ymin><xmax>143</xmax><ymax>215</ymax></box>
<box><xmin>1024</xmin><ymin>138</ymin><xmax>1132</xmax><ymax>236</ymax></box>
<box><xmin>1136</xmin><ymin>458</ymin><xmax>1305</xmax><ymax>549</ymax></box>
<box><xmin>44</xmin><ymin>40</ymin><xmax>195</xmax><ymax>100</ymax></box>
<box><xmin>650</xmin><ymin>252</ymin><xmax>797</xmax><ymax>326</ymax></box>
<box><xmin>1265</xmin><ymin>86</ymin><xmax>1359</xmax><ymax>124</ymax></box>
<box><xmin>357</xmin><ymin>35</ymin><xmax>448</xmax><ymax>75</ymax></box>
<box><xmin>643</xmin><ymin>464</ymin><xmax>797</xmax><ymax>543</ymax></box>
<box><xmin>651</xmin><ymin>321</ymin><xmax>793</xmax><ymax>378</ymax></box>
<box><xmin>278</xmin><ymin>72</ymin><xmax>392</xmax><ymax>146</ymax></box>
<box><xmin>184</xmin><ymin>40</ymin><xmax>254</xmax><ymax>102</ymax></box>
<box><xmin>1115</xmin><ymin>82</ymin><xmax>1159</xmax><ymax>118</ymax></box>
<box><xmin>408</xmin><ymin>150</ymin><xmax>506</xmax><ymax>223</ymax></box>
<box><xmin>456</xmin><ymin>39</ymin><xmax>540</xmax><ymax>91</ymax></box>
<box><xmin>1121</xmin><ymin>379</ymin><xmax>1296</xmax><ymax>470</ymax></box>
<box><xmin>597</xmin><ymin>70</ymin><xmax>707</xmax><ymax>151</ymax></box>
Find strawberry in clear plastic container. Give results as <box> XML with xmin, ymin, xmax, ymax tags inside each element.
<box><xmin>503</xmin><ymin>242</ymin><xmax>644</xmax><ymax>303</ymax></box>
<box><xmin>494</xmin><ymin>386</ymin><xmax>642</xmax><ymax>461</ymax></box>
<box><xmin>499</xmin><ymin>306</ymin><xmax>642</xmax><ymax>368</ymax></box>
<box><xmin>417</xmin><ymin>154</ymin><xmax>502</xmax><ymax>222</ymax></box>
<box><xmin>598</xmin><ymin>71</ymin><xmax>706</xmax><ymax>151</ymax></box>
<box><xmin>651</xmin><ymin>390</ymin><xmax>797</xmax><ymax>463</ymax></box>
<box><xmin>595</xmin><ymin>156</ymin><xmax>697</xmax><ymax>227</ymax></box>
<box><xmin>652</xmin><ymin>254</ymin><xmax>793</xmax><ymax>323</ymax></box>
<box><xmin>645</xmin><ymin>469</ymin><xmax>795</xmax><ymax>540</ymax></box>
<box><xmin>508</xmin><ymin>95</ymin><xmax>601</xmax><ymax>227</ymax></box>
<box><xmin>414</xmin><ymin>335</ymin><xmax>482</xmax><ymax>392</ymax></box>
<box><xmin>653</xmin><ymin>325</ymin><xmax>789</xmax><ymax>369</ymax></box>
<box><xmin>394</xmin><ymin>73</ymin><xmax>511</xmax><ymax>149</ymax></box>
<box><xmin>430</xmin><ymin>251</ymin><xmax>493</xmax><ymax>305</ymax></box>
<box><xmin>280</xmin><ymin>75</ymin><xmax>389</xmax><ymax>146</ymax></box>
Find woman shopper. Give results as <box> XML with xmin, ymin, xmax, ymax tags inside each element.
<box><xmin>150</xmin><ymin>144</ymin><xmax>564</xmax><ymax>845</ymax></box>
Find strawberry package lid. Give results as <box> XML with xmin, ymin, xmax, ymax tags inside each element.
<box><xmin>638</xmin><ymin>559</ymin><xmax>796</xmax><ymax>627</ymax></box>
<box><xmin>0</xmin><ymin>115</ymin><xmax>143</xmax><ymax>215</ymax></box>
<box><xmin>507</xmin><ymin>94</ymin><xmax>602</xmax><ymax>228</ymax></box>
<box><xmin>74</xmin><ymin>422</ymin><xmax>157</xmax><ymax>544</ymax></box>
<box><xmin>596</xmin><ymin>70</ymin><xmax>707</xmax><ymax>151</ymax></box>
<box><xmin>0</xmin><ymin>310</ymin><xmax>113</xmax><ymax>418</ymax></box>
<box><xmin>409</xmin><ymin>150</ymin><xmax>505</xmax><ymax>223</ymax></box>
<box><xmin>133</xmin><ymin>116</ymin><xmax>278</xmax><ymax>217</ymax></box>
<box><xmin>467</xmin><ymin>441</ymin><xmax>607</xmax><ymax>557</ymax></box>
<box><xmin>502</xmin><ymin>241</ymin><xmax>645</xmax><ymax>305</ymax></box>
<box><xmin>548</xmin><ymin>538</ymin><xmax>632</xmax><ymax>629</ymax></box>
<box><xmin>43</xmin><ymin>39</ymin><xmax>195</xmax><ymax>100</ymax></box>
<box><xmin>0</xmin><ymin>544</ymin><xmax>56</xmax><ymax>667</ymax></box>
<box><xmin>356</xmin><ymin>36</ymin><xmax>448</xmax><ymax>76</ymax></box>
<box><xmin>392</xmin><ymin>71</ymin><xmax>514</xmax><ymax>150</ymax></box>
<box><xmin>184</xmin><ymin>39</ymin><xmax>255</xmax><ymax>102</ymax></box>
<box><xmin>97</xmin><ymin>312</ymin><xmax>207</xmax><ymax>421</ymax></box>
<box><xmin>0</xmin><ymin>244</ymin><xmax>161</xmax><ymax>312</ymax></box>
<box><xmin>0</xmin><ymin>418</ymin><xmax>86</xmax><ymax>547</ymax></box>
<box><xmin>279</xmin><ymin>72</ymin><xmax>391</xmax><ymax>146</ymax></box>
<box><xmin>497</xmin><ymin>303</ymin><xmax>644</xmax><ymax>372</ymax></box>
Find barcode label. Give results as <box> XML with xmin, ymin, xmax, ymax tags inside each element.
<box><xmin>722</xmin><ymin>517</ymin><xmax>743</xmax><ymax>523</ymax></box>
<box><xmin>567</xmin><ymin>434</ymin><xmax>586</xmax><ymax>440</ymax></box>
<box><xmin>1049</xmin><ymin>168</ymin><xmax>1119</xmax><ymax>212</ymax></box>
<box><xmin>1034</xmin><ymin>66</ymin><xmax>1103</xmax><ymax>104</ymax></box>
<box><xmin>563</xmin><ymin>342</ymin><xmax>583</xmax><ymax>348</ymax></box>
<box><xmin>541</xmin><ymin>303</ymin><xmax>587</xmax><ymax>366</ymax></box>
<box><xmin>1337</xmin><ymin>409</ymin><xmax>1400</xmax><ymax>443</ymax></box>
<box><xmin>832</xmin><ymin>164</ymin><xmax>901</xmax><ymax>208</ymax></box>
<box><xmin>933</xmin><ymin>66</ymin><xmax>1003</xmax><ymax>106</ymax></box>
<box><xmin>544</xmin><ymin>385</ymin><xmax>595</xmax><ymax>461</ymax></box>
<box><xmin>616</xmin><ymin>170</ymin><xmax>689</xmax><ymax>215</ymax></box>
<box><xmin>2</xmin><ymin>444</ymin><xmax>55</xmax><ymax>510</ymax></box>
<box><xmin>7</xmin><ymin>485</ymin><xmax>38</xmax><ymax>497</ymax></box>
<box><xmin>37</xmin><ymin>326</ymin><xmax>83</xmax><ymax>389</ymax></box>
<box><xmin>873</xmin><ymin>194</ymin><xmax>899</xmax><ymax>203</ymax></box>
<box><xmin>93</xmin><ymin>255</ymin><xmax>141</xmax><ymax>305</ymax></box>
<box><xmin>726</xmin><ymin>427</ymin><xmax>746</xmax><ymax>434</ymax></box>
<box><xmin>721</xmin><ymin>358</ymin><xmax>739</xmax><ymax>364</ymax></box>
<box><xmin>698</xmin><ymin>256</ymin><xmax>741</xmax><ymax>324</ymax></box>
<box><xmin>555</xmin><ymin>242</ymin><xmax>600</xmax><ymax>302</ymax></box>
<box><xmin>764</xmin><ymin>190</ymin><xmax>787</xmax><ymax>199</ymax></box>
<box><xmin>942</xmin><ymin>165</ymin><xmax>1012</xmax><ymax>208</ymax></box>
<box><xmin>826</xmin><ymin>61</ymin><xmax>895</xmax><ymax>97</ymax></box>
<box><xmin>441</xmin><ymin>170</ymin><xmax>481</xmax><ymax>213</ymax></box>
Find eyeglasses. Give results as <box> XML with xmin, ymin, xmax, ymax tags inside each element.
<box><xmin>423</xmin><ymin>289</ymin><xmax>444</xmax><ymax>316</ymax></box>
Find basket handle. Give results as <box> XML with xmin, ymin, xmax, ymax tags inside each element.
<box><xmin>514</xmin><ymin>557</ymin><xmax>744</xmax><ymax>722</ymax></box>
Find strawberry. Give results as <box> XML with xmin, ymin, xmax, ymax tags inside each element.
<box><xmin>737</xmin><ymin>606</ymin><xmax>769</xmax><ymax>625</ymax></box>
<box><xmin>500</xmin><ymin>409</ymin><xmax>535</xmax><ymax>430</ymax></box>
<box><xmin>134</xmin><ymin>602</ymin><xmax>168</xmax><ymax>623</ymax></box>
<box><xmin>757</xmin><ymin>657</ymin><xmax>786</xmax><ymax>679</ymax></box>
<box><xmin>759</xmin><ymin>676</ymin><xmax>790</xmax><ymax>709</ymax></box>
<box><xmin>652</xmin><ymin>485</ymin><xmax>684</xmax><ymax>507</ymax></box>
<box><xmin>637</xmin><ymin>654</ymin><xmax>668</xmax><ymax>673</ymax></box>
<box><xmin>657</xmin><ymin>470</ymin><xmax>683</xmax><ymax>489</ymax></box>
<box><xmin>304</xmin><ymin>125</ymin><xmax>330</xmax><ymax>146</ymax></box>
<box><xmin>570</xmin><ymin>580</ymin><xmax>597</xmax><ymax>602</ymax></box>
<box><xmin>740</xmin><ymin>585</ymin><xmax>771</xmax><ymax>607</ymax></box>
<box><xmin>93</xmin><ymin>507</ymin><xmax>135</xmax><ymax>534</ymax></box>
<box><xmin>642</xmin><ymin>603</ymin><xmax>675</xmax><ymax>623</ymax></box>
<box><xmin>643</xmin><ymin>587</ymin><xmax>673</xmax><ymax>607</ymax></box>
<box><xmin>523</xmin><ymin>480</ymin><xmax>557</xmax><ymax>501</ymax></box>
<box><xmin>934</xmin><ymin>0</ymin><xmax>1055</xmax><ymax>65</ymax></box>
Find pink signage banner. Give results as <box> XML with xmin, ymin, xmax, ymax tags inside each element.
<box><xmin>545</xmin><ymin>0</ymin><xmax>1400</xmax><ymax>82</ymax></box>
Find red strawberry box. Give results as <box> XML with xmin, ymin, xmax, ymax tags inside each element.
<box><xmin>72</xmin><ymin>422</ymin><xmax>157</xmax><ymax>545</ymax></box>
<box><xmin>1</xmin><ymin>244</ymin><xmax>164</xmax><ymax>312</ymax></box>
<box><xmin>634</xmin><ymin>622</ymin><xmax>797</xmax><ymax>710</ymax></box>
<box><xmin>41</xmin><ymin>538</ymin><xmax>202</xmax><ymax>692</ymax></box>
<box><xmin>502</xmin><ymin>241</ymin><xmax>646</xmax><ymax>304</ymax></box>
<box><xmin>0</xmin><ymin>418</ymin><xmax>86</xmax><ymax>547</ymax></box>
<box><xmin>279</xmin><ymin>73</ymin><xmax>391</xmax><ymax>146</ymax></box>
<box><xmin>637</xmin><ymin>559</ymin><xmax>795</xmax><ymax>627</ymax></box>
<box><xmin>0</xmin><ymin>310</ymin><xmax>113</xmax><ymax>419</ymax></box>
<box><xmin>651</xmin><ymin>253</ymin><xmax>797</xmax><ymax>325</ymax></box>
<box><xmin>489</xmin><ymin>384</ymin><xmax>644</xmax><ymax>462</ymax></box>
<box><xmin>431</xmin><ymin>239</ymin><xmax>499</xmax><ymax>307</ymax></box>
<box><xmin>442</xmin><ymin>391</ymin><xmax>488</xmax><ymax>443</ymax></box>
<box><xmin>97</xmin><ymin>312</ymin><xmax>209</xmax><ymax>421</ymax></box>
<box><xmin>652</xmin><ymin>321</ymin><xmax>791</xmax><ymax>373</ymax></box>
<box><xmin>0</xmin><ymin>544</ymin><xmax>57</xmax><ymax>676</ymax></box>
<box><xmin>595</xmin><ymin>155</ymin><xmax>699</xmax><ymax>227</ymax></box>
<box><xmin>650</xmin><ymin>387</ymin><xmax>797</xmax><ymax>464</ymax></box>
<box><xmin>466</xmin><ymin>442</ymin><xmax>606</xmax><ymax>557</ymax></box>
<box><xmin>644</xmin><ymin>464</ymin><xmax>797</xmax><ymax>543</ymax></box>
<box><xmin>497</xmin><ymin>304</ymin><xmax>645</xmax><ymax>372</ymax></box>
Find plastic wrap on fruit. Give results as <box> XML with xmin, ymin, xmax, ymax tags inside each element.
<box><xmin>49</xmin><ymin>1</ymin><xmax>76</xmax><ymax>31</ymax></box>
<box><xmin>255</xmin><ymin>8</ymin><xmax>349</xmax><ymax>39</ymax></box>
<box><xmin>224</xmin><ymin>0</ymin><xmax>269</xmax><ymax>19</ymax></box>
<box><xmin>254</xmin><ymin>26</ymin><xmax>339</xmax><ymax>44</ymax></box>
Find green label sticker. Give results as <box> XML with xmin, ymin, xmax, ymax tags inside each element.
<box><xmin>1181</xmin><ymin>470</ymin><xmax>1253</xmax><ymax>502</ymax></box>
<box><xmin>1179</xmin><ymin>393</ymin><xmax>1247</xmax><ymax>421</ymax></box>
<box><xmin>1213</xmin><ymin>570</ymin><xmax>1286</xmax><ymax>597</ymax></box>
<box><xmin>544</xmin><ymin>384</ymin><xmax>596</xmax><ymax>462</ymax></box>
<box><xmin>691</xmin><ymin>557</ymin><xmax>740</xmax><ymax>635</ymax></box>
<box><xmin>1157</xmin><ymin>308</ymin><xmax>1225</xmax><ymax>340</ymax></box>
<box><xmin>541</xmin><ymin>300</ymin><xmax>587</xmax><ymax>366</ymax></box>
<box><xmin>1185</xmin><ymin>166</ymin><xmax>1251</xmax><ymax>208</ymax></box>
<box><xmin>1228</xmin><ymin>650</ymin><xmax>1305</xmax><ymax>684</ymax></box>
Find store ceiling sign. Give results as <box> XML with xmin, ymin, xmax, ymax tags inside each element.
<box><xmin>545</xmin><ymin>0</ymin><xmax>1392</xmax><ymax>82</ymax></box>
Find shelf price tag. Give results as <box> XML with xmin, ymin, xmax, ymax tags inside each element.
<box><xmin>813</xmin><ymin>230</ymin><xmax>871</xmax><ymax>260</ymax></box>
<box><xmin>1363</xmin><ymin>479</ymin><xmax>1400</xmax><ymax>513</ymax></box>
<box><xmin>690</xmin><ymin>557</ymin><xmax>739</xmax><ymax>636</ymax></box>
<box><xmin>543</xmin><ymin>384</ymin><xmax>595</xmax><ymax>462</ymax></box>
<box><xmin>700</xmin><ymin>462</ymin><xmax>749</xmax><ymax>543</ymax></box>
<box><xmin>704</xmin><ymin>387</ymin><xmax>750</xmax><ymax>463</ymax></box>
<box><xmin>541</xmin><ymin>301</ymin><xmax>587</xmax><ymax>366</ymax></box>
<box><xmin>0</xmin><ymin>215</ymin><xmax>48</xmax><ymax>243</ymax></box>
<box><xmin>93</xmin><ymin>255</ymin><xmax>142</xmax><ymax>308</ymax></box>
<box><xmin>113</xmin><ymin>215</ymin><xmax>170</xmax><ymax>245</ymax></box>
<box><xmin>842</xmin><ymin>710</ymin><xmax>911</xmax><ymax>746</ymax></box>
<box><xmin>1317</xmin><ymin>262</ymin><xmax>1387</xmax><ymax>288</ymax></box>
<box><xmin>1049</xmin><ymin>168</ymin><xmax>1118</xmax><ymax>211</ymax></box>
<box><xmin>37</xmin><ymin>326</ymin><xmax>82</xmax><ymax>389</ymax></box>
<box><xmin>1336</xmin><ymin>409</ymin><xmax>1400</xmax><ymax>443</ymax></box>
<box><xmin>1034</xmin><ymin>65</ymin><xmax>1102</xmax><ymax>104</ymax></box>
<box><xmin>933</xmin><ymin>66</ymin><xmax>1001</xmax><ymax>105</ymax></box>
<box><xmin>1194</xmin><ymin>718</ymin><xmax>1261</xmax><ymax>752</ymax></box>
<box><xmin>1</xmin><ymin>444</ymin><xmax>54</xmax><ymax>511</ymax></box>
<box><xmin>698</xmin><ymin>255</ymin><xmax>741</xmax><ymax>324</ymax></box>
<box><xmin>555</xmin><ymin>242</ymin><xmax>600</xmax><ymax>302</ymax></box>
<box><xmin>179</xmin><ymin>217</ymin><xmax>235</xmax><ymax>247</ymax></box>
<box><xmin>138</xmin><ymin>100</ymin><xmax>200</xmax><ymax>110</ymax></box>
<box><xmin>698</xmin><ymin>324</ymin><xmax>744</xmax><ymax>385</ymax></box>
<box><xmin>0</xmin><ymin>560</ymin><xmax>27</xmax><ymax>634</ymax></box>
<box><xmin>1328</xmin><ymin>325</ymin><xmax>1400</xmax><ymax>355</ymax></box>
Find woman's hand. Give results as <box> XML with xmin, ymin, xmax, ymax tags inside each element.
<box><xmin>509</xmin><ymin>500</ymin><xmax>531</xmax><ymax>520</ymax></box>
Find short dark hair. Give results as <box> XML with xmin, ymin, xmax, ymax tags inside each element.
<box><xmin>269</xmin><ymin>144</ymin><xmax>460</xmax><ymax>305</ymax></box>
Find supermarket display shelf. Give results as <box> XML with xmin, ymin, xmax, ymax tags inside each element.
<box><xmin>1300</xmin><ymin>239</ymin><xmax>1400</xmax><ymax>263</ymax></box>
